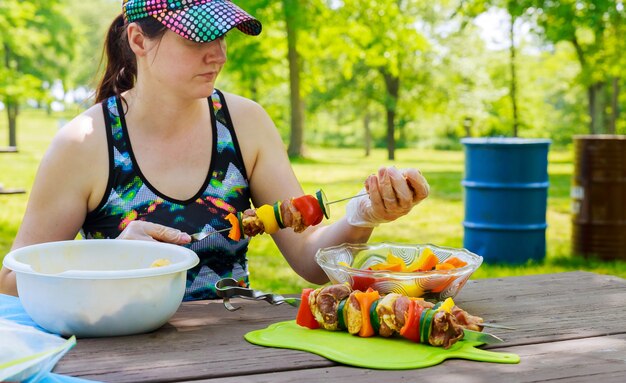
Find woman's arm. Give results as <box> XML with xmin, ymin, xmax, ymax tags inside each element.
<box><xmin>227</xmin><ymin>93</ymin><xmax>428</xmax><ymax>284</ymax></box>
<box><xmin>0</xmin><ymin>106</ymin><xmax>108</xmax><ymax>295</ymax></box>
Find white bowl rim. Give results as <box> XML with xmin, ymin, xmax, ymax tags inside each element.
<box><xmin>3</xmin><ymin>239</ymin><xmax>199</xmax><ymax>279</ymax></box>
<box><xmin>315</xmin><ymin>241</ymin><xmax>483</xmax><ymax>275</ymax></box>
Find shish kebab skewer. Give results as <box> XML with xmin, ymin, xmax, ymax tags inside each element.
<box><xmin>192</xmin><ymin>189</ymin><xmax>367</xmax><ymax>242</ymax></box>
<box><xmin>295</xmin><ymin>284</ymin><xmax>492</xmax><ymax>349</ymax></box>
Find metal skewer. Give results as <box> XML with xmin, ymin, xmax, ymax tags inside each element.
<box><xmin>477</xmin><ymin>322</ymin><xmax>517</xmax><ymax>330</ymax></box>
<box><xmin>326</xmin><ymin>192</ymin><xmax>368</xmax><ymax>205</ymax></box>
<box><xmin>189</xmin><ymin>227</ymin><xmax>231</xmax><ymax>242</ymax></box>
<box><xmin>462</xmin><ymin>329</ymin><xmax>505</xmax><ymax>344</ymax></box>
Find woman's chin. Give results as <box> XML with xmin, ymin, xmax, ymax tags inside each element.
<box><xmin>187</xmin><ymin>85</ymin><xmax>216</xmax><ymax>100</ymax></box>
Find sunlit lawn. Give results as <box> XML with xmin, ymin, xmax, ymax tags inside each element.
<box><xmin>1</xmin><ymin>108</ymin><xmax>624</xmax><ymax>294</ymax></box>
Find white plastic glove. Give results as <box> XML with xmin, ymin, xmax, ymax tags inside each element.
<box><xmin>117</xmin><ymin>220</ymin><xmax>191</xmax><ymax>244</ymax></box>
<box><xmin>345</xmin><ymin>166</ymin><xmax>429</xmax><ymax>228</ymax></box>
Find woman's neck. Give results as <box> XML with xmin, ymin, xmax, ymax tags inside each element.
<box><xmin>122</xmin><ymin>85</ymin><xmax>213</xmax><ymax>137</ymax></box>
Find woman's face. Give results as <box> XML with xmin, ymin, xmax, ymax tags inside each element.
<box><xmin>140</xmin><ymin>28</ymin><xmax>227</xmax><ymax>99</ymax></box>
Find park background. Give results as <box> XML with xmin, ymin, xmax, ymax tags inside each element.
<box><xmin>1</xmin><ymin>0</ymin><xmax>625</xmax><ymax>292</ymax></box>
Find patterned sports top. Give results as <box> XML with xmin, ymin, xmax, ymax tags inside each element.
<box><xmin>81</xmin><ymin>89</ymin><xmax>252</xmax><ymax>301</ymax></box>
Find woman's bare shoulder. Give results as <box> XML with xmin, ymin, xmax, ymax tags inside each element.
<box><xmin>53</xmin><ymin>103</ymin><xmax>107</xmax><ymax>152</ymax></box>
<box><xmin>219</xmin><ymin>91</ymin><xmax>286</xmax><ymax>181</ymax></box>
<box><xmin>41</xmin><ymin>103</ymin><xmax>109</xmax><ymax>184</ymax></box>
<box><xmin>220</xmin><ymin>91</ymin><xmax>273</xmax><ymax>129</ymax></box>
<box><xmin>220</xmin><ymin>91</ymin><xmax>262</xmax><ymax>110</ymax></box>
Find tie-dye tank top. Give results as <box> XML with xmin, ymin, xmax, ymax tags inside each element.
<box><xmin>81</xmin><ymin>89</ymin><xmax>252</xmax><ymax>301</ymax></box>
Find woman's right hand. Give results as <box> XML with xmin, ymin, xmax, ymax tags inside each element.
<box><xmin>117</xmin><ymin>220</ymin><xmax>191</xmax><ymax>244</ymax></box>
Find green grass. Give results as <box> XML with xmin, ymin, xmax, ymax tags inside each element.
<box><xmin>1</xmin><ymin>108</ymin><xmax>625</xmax><ymax>295</ymax></box>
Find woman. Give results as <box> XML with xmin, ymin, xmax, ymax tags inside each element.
<box><xmin>0</xmin><ymin>0</ymin><xmax>429</xmax><ymax>300</ymax></box>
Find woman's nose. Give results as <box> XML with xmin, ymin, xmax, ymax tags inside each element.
<box><xmin>204</xmin><ymin>39</ymin><xmax>227</xmax><ymax>64</ymax></box>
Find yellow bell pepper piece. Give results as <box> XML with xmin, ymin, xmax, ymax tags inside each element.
<box><xmin>370</xmin><ymin>262</ymin><xmax>403</xmax><ymax>272</ymax></box>
<box><xmin>437</xmin><ymin>297</ymin><xmax>455</xmax><ymax>313</ymax></box>
<box><xmin>406</xmin><ymin>247</ymin><xmax>439</xmax><ymax>272</ymax></box>
<box><xmin>386</xmin><ymin>252</ymin><xmax>407</xmax><ymax>271</ymax></box>
<box><xmin>256</xmin><ymin>204</ymin><xmax>279</xmax><ymax>234</ymax></box>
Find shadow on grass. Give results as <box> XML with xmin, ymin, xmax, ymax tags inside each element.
<box><xmin>289</xmin><ymin>155</ymin><xmax>325</xmax><ymax>165</ymax></box>
<box><xmin>549</xmin><ymin>254</ymin><xmax>626</xmax><ymax>269</ymax></box>
<box><xmin>475</xmin><ymin>254</ymin><xmax>626</xmax><ymax>280</ymax></box>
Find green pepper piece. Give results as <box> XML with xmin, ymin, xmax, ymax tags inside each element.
<box><xmin>420</xmin><ymin>308</ymin><xmax>436</xmax><ymax>345</ymax></box>
<box><xmin>315</xmin><ymin>189</ymin><xmax>330</xmax><ymax>219</ymax></box>
<box><xmin>273</xmin><ymin>202</ymin><xmax>285</xmax><ymax>229</ymax></box>
<box><xmin>337</xmin><ymin>298</ymin><xmax>347</xmax><ymax>331</ymax></box>
<box><xmin>236</xmin><ymin>211</ymin><xmax>246</xmax><ymax>239</ymax></box>
<box><xmin>369</xmin><ymin>299</ymin><xmax>380</xmax><ymax>335</ymax></box>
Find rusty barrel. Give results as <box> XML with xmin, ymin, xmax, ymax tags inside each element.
<box><xmin>572</xmin><ymin>135</ymin><xmax>626</xmax><ymax>261</ymax></box>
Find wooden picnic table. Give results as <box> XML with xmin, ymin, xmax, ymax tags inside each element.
<box><xmin>53</xmin><ymin>271</ymin><xmax>626</xmax><ymax>382</ymax></box>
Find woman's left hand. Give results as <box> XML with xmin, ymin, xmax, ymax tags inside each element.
<box><xmin>345</xmin><ymin>166</ymin><xmax>429</xmax><ymax>227</ymax></box>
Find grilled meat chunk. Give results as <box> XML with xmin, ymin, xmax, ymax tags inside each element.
<box><xmin>451</xmin><ymin>305</ymin><xmax>484</xmax><ymax>331</ymax></box>
<box><xmin>309</xmin><ymin>284</ymin><xmax>352</xmax><ymax>330</ymax></box>
<box><xmin>429</xmin><ymin>310</ymin><xmax>464</xmax><ymax>348</ymax></box>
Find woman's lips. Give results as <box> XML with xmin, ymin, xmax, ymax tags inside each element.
<box><xmin>198</xmin><ymin>72</ymin><xmax>217</xmax><ymax>80</ymax></box>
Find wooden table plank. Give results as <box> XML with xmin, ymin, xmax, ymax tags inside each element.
<box><xmin>53</xmin><ymin>301</ymin><xmax>334</xmax><ymax>382</ymax></box>
<box><xmin>52</xmin><ymin>272</ymin><xmax>626</xmax><ymax>382</ymax></box>
<box><xmin>451</xmin><ymin>272</ymin><xmax>626</xmax><ymax>347</ymax></box>
<box><xmin>189</xmin><ymin>334</ymin><xmax>626</xmax><ymax>383</ymax></box>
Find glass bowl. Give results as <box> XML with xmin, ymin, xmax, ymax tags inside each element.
<box><xmin>315</xmin><ymin>242</ymin><xmax>482</xmax><ymax>301</ymax></box>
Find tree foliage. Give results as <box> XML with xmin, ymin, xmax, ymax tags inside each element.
<box><xmin>1</xmin><ymin>0</ymin><xmax>625</xmax><ymax>151</ymax></box>
<box><xmin>0</xmin><ymin>0</ymin><xmax>75</xmax><ymax>147</ymax></box>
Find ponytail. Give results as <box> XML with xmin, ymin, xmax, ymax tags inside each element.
<box><xmin>95</xmin><ymin>14</ymin><xmax>167</xmax><ymax>104</ymax></box>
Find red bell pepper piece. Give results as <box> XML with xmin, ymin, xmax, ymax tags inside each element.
<box><xmin>291</xmin><ymin>195</ymin><xmax>324</xmax><ymax>226</ymax></box>
<box><xmin>295</xmin><ymin>288</ymin><xmax>319</xmax><ymax>329</ymax></box>
<box><xmin>351</xmin><ymin>274</ymin><xmax>375</xmax><ymax>291</ymax></box>
<box><xmin>399</xmin><ymin>300</ymin><xmax>424</xmax><ymax>343</ymax></box>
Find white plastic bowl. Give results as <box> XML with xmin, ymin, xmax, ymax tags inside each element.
<box><xmin>3</xmin><ymin>239</ymin><xmax>199</xmax><ymax>337</ymax></box>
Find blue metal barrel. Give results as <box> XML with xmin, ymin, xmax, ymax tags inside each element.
<box><xmin>461</xmin><ymin>138</ymin><xmax>551</xmax><ymax>263</ymax></box>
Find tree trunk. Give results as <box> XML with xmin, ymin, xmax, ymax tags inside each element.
<box><xmin>588</xmin><ymin>82</ymin><xmax>605</xmax><ymax>134</ymax></box>
<box><xmin>7</xmin><ymin>101</ymin><xmax>19</xmax><ymax>147</ymax></box>
<box><xmin>609</xmin><ymin>77</ymin><xmax>619</xmax><ymax>135</ymax></box>
<box><xmin>385</xmin><ymin>109</ymin><xmax>395</xmax><ymax>160</ymax></box>
<box><xmin>381</xmin><ymin>70</ymin><xmax>399</xmax><ymax>161</ymax></box>
<box><xmin>509</xmin><ymin>13</ymin><xmax>519</xmax><ymax>137</ymax></box>
<box><xmin>463</xmin><ymin>117</ymin><xmax>473</xmax><ymax>137</ymax></box>
<box><xmin>363</xmin><ymin>112</ymin><xmax>371</xmax><ymax>157</ymax></box>
<box><xmin>284</xmin><ymin>1</ymin><xmax>304</xmax><ymax>158</ymax></box>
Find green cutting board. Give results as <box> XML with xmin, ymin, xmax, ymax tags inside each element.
<box><xmin>245</xmin><ymin>320</ymin><xmax>520</xmax><ymax>369</ymax></box>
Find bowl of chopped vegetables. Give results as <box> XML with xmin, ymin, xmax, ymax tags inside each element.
<box><xmin>315</xmin><ymin>243</ymin><xmax>482</xmax><ymax>301</ymax></box>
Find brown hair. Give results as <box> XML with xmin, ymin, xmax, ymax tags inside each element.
<box><xmin>95</xmin><ymin>14</ymin><xmax>167</xmax><ymax>104</ymax></box>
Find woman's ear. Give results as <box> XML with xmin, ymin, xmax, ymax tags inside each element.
<box><xmin>127</xmin><ymin>23</ymin><xmax>148</xmax><ymax>57</ymax></box>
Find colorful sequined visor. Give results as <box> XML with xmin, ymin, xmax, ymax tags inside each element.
<box><xmin>123</xmin><ymin>0</ymin><xmax>262</xmax><ymax>42</ymax></box>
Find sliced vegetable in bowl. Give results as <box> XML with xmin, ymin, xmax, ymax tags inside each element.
<box><xmin>316</xmin><ymin>243</ymin><xmax>482</xmax><ymax>301</ymax></box>
<box><xmin>367</xmin><ymin>248</ymin><xmax>468</xmax><ymax>272</ymax></box>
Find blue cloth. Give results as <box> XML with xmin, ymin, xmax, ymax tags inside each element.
<box><xmin>0</xmin><ymin>294</ymin><xmax>100</xmax><ymax>383</ymax></box>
